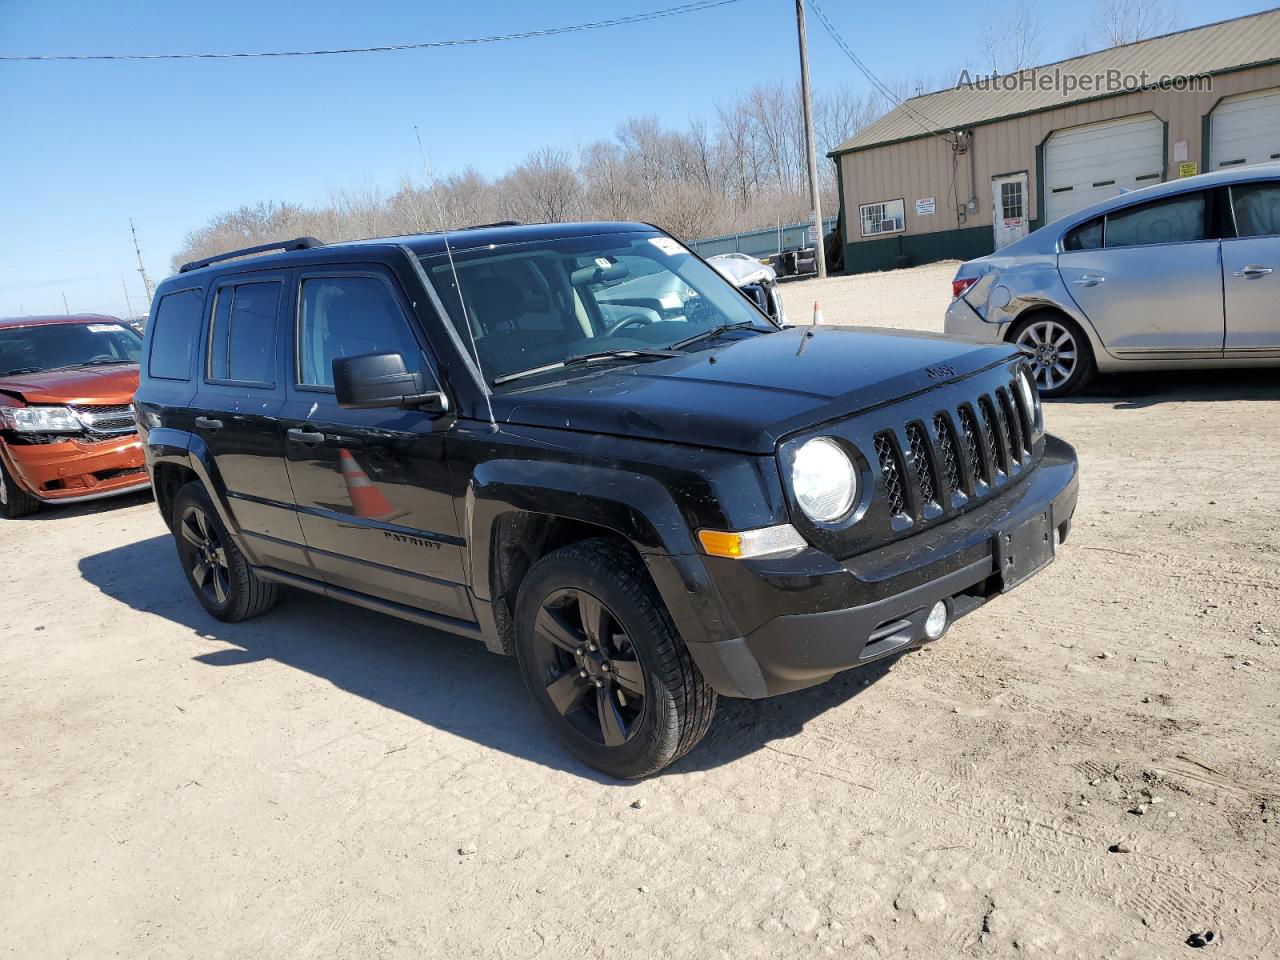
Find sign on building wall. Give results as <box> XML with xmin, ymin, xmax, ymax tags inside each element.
<box><xmin>1178</xmin><ymin>161</ymin><xmax>1198</xmax><ymax>178</ymax></box>
<box><xmin>915</xmin><ymin>197</ymin><xmax>936</xmax><ymax>216</ymax></box>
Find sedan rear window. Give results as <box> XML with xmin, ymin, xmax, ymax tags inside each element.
<box><xmin>1062</xmin><ymin>218</ymin><xmax>1103</xmax><ymax>251</ymax></box>
<box><xmin>1104</xmin><ymin>193</ymin><xmax>1206</xmax><ymax>248</ymax></box>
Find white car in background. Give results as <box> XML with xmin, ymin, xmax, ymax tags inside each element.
<box><xmin>945</xmin><ymin>165</ymin><xmax>1280</xmax><ymax>396</ymax></box>
<box><xmin>708</xmin><ymin>253</ymin><xmax>789</xmax><ymax>325</ymax></box>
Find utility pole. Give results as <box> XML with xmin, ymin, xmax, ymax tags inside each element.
<box><xmin>121</xmin><ymin>276</ymin><xmax>135</xmax><ymax>321</ymax></box>
<box><xmin>130</xmin><ymin>218</ymin><xmax>155</xmax><ymax>307</ymax></box>
<box><xmin>795</xmin><ymin>0</ymin><xmax>827</xmax><ymax>278</ymax></box>
<box><xmin>62</xmin><ymin>291</ymin><xmax>70</xmax><ymax>314</ymax></box>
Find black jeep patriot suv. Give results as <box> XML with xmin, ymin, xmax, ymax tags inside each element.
<box><xmin>135</xmin><ymin>222</ymin><xmax>1078</xmax><ymax>777</ymax></box>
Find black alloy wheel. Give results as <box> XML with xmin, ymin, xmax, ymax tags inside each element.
<box><xmin>531</xmin><ymin>587</ymin><xmax>647</xmax><ymax>747</ymax></box>
<box><xmin>178</xmin><ymin>503</ymin><xmax>232</xmax><ymax>608</ymax></box>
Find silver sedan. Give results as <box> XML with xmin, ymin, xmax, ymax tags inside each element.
<box><xmin>945</xmin><ymin>165</ymin><xmax>1280</xmax><ymax>396</ymax></box>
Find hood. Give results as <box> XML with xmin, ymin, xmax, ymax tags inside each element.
<box><xmin>0</xmin><ymin>365</ymin><xmax>139</xmax><ymax>405</ymax></box>
<box><xmin>708</xmin><ymin>255</ymin><xmax>777</xmax><ymax>287</ymax></box>
<box><xmin>491</xmin><ymin>327</ymin><xmax>1017</xmax><ymax>453</ymax></box>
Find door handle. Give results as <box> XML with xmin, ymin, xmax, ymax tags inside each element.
<box><xmin>1233</xmin><ymin>264</ymin><xmax>1273</xmax><ymax>278</ymax></box>
<box><xmin>1072</xmin><ymin>274</ymin><xmax>1106</xmax><ymax>287</ymax></box>
<box><xmin>194</xmin><ymin>416</ymin><xmax>224</xmax><ymax>431</ymax></box>
<box><xmin>286</xmin><ymin>427</ymin><xmax>326</xmax><ymax>445</ymax></box>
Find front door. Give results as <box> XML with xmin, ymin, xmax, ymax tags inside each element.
<box><xmin>1058</xmin><ymin>189</ymin><xmax>1225</xmax><ymax>355</ymax></box>
<box><xmin>1222</xmin><ymin>180</ymin><xmax>1280</xmax><ymax>352</ymax></box>
<box><xmin>280</xmin><ymin>267</ymin><xmax>472</xmax><ymax>622</ymax></box>
<box><xmin>992</xmin><ymin>173</ymin><xmax>1029</xmax><ymax>248</ymax></box>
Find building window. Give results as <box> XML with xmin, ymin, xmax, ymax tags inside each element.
<box><xmin>859</xmin><ymin>199</ymin><xmax>905</xmax><ymax>237</ymax></box>
<box><xmin>1000</xmin><ymin>181</ymin><xmax>1024</xmax><ymax>220</ymax></box>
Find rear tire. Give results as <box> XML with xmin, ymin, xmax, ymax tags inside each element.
<box><xmin>0</xmin><ymin>454</ymin><xmax>41</xmax><ymax>519</ymax></box>
<box><xmin>514</xmin><ymin>538</ymin><xmax>717</xmax><ymax>779</ymax></box>
<box><xmin>1009</xmin><ymin>312</ymin><xmax>1095</xmax><ymax>398</ymax></box>
<box><xmin>171</xmin><ymin>482</ymin><xmax>277</xmax><ymax>622</ymax></box>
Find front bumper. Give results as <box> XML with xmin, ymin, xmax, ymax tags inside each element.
<box><xmin>684</xmin><ymin>435</ymin><xmax>1078</xmax><ymax>698</ymax></box>
<box><xmin>1</xmin><ymin>434</ymin><xmax>150</xmax><ymax>503</ymax></box>
<box><xmin>944</xmin><ymin>296</ymin><xmax>1004</xmax><ymax>341</ymax></box>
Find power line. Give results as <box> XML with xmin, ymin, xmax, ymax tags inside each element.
<box><xmin>0</xmin><ymin>0</ymin><xmax>744</xmax><ymax>62</ymax></box>
<box><xmin>807</xmin><ymin>0</ymin><xmax>956</xmax><ymax>144</ymax></box>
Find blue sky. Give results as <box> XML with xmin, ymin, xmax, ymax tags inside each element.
<box><xmin>0</xmin><ymin>0</ymin><xmax>1272</xmax><ymax>317</ymax></box>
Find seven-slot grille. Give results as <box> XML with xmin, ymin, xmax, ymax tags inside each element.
<box><xmin>872</xmin><ymin>374</ymin><xmax>1036</xmax><ymax>523</ymax></box>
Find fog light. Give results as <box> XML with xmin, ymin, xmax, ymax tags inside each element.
<box><xmin>924</xmin><ymin>601</ymin><xmax>949</xmax><ymax>640</ymax></box>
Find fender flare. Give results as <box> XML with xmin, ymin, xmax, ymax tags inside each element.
<box><xmin>465</xmin><ymin>459</ymin><xmax>696</xmax><ymax>600</ymax></box>
<box><xmin>146</xmin><ymin>429</ymin><xmax>248</xmax><ymax>552</ymax></box>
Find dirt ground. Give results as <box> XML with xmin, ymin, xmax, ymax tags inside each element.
<box><xmin>4</xmin><ymin>262</ymin><xmax>1279</xmax><ymax>959</ymax></box>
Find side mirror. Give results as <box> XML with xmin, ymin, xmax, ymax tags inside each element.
<box><xmin>332</xmin><ymin>352</ymin><xmax>450</xmax><ymax>414</ymax></box>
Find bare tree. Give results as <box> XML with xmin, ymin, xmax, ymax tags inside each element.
<box><xmin>1093</xmin><ymin>0</ymin><xmax>1180</xmax><ymax>46</ymax></box>
<box><xmin>980</xmin><ymin>0</ymin><xmax>1043</xmax><ymax>73</ymax></box>
<box><xmin>501</xmin><ymin>147</ymin><xmax>581</xmax><ymax>223</ymax></box>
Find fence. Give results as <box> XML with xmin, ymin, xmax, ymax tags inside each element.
<box><xmin>689</xmin><ymin>217</ymin><xmax>837</xmax><ymax>259</ymax></box>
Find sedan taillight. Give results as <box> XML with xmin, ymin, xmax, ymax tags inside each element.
<box><xmin>952</xmin><ymin>276</ymin><xmax>978</xmax><ymax>299</ymax></box>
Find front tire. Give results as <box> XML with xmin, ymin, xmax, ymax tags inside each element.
<box><xmin>1010</xmin><ymin>313</ymin><xmax>1095</xmax><ymax>398</ymax></box>
<box><xmin>514</xmin><ymin>538</ymin><xmax>717</xmax><ymax>779</ymax></box>
<box><xmin>171</xmin><ymin>482</ymin><xmax>278</xmax><ymax>622</ymax></box>
<box><xmin>0</xmin><ymin>454</ymin><xmax>41</xmax><ymax>519</ymax></box>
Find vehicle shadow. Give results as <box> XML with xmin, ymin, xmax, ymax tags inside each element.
<box><xmin>1055</xmin><ymin>367</ymin><xmax>1280</xmax><ymax>409</ymax></box>
<box><xmin>78</xmin><ymin>534</ymin><xmax>892</xmax><ymax>782</ymax></box>
<box><xmin>19</xmin><ymin>488</ymin><xmax>153</xmax><ymax>523</ymax></box>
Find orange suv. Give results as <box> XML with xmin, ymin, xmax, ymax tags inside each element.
<box><xmin>0</xmin><ymin>314</ymin><xmax>149</xmax><ymax>517</ymax></box>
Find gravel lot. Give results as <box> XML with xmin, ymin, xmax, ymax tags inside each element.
<box><xmin>4</xmin><ymin>261</ymin><xmax>1279</xmax><ymax>959</ymax></box>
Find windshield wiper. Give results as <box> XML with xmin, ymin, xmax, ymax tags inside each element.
<box><xmin>493</xmin><ymin>348</ymin><xmax>680</xmax><ymax>386</ymax></box>
<box><xmin>0</xmin><ymin>366</ymin><xmax>43</xmax><ymax>376</ymax></box>
<box><xmin>670</xmin><ymin>321</ymin><xmax>764</xmax><ymax>350</ymax></box>
<box><xmin>76</xmin><ymin>358</ymin><xmax>134</xmax><ymax>367</ymax></box>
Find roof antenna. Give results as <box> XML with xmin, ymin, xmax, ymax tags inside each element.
<box><xmin>414</xmin><ymin>124</ymin><xmax>498</xmax><ymax>433</ymax></box>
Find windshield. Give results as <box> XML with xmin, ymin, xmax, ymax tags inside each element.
<box><xmin>420</xmin><ymin>231</ymin><xmax>774</xmax><ymax>386</ymax></box>
<box><xmin>0</xmin><ymin>322</ymin><xmax>142</xmax><ymax>376</ymax></box>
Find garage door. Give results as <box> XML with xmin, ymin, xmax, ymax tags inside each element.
<box><xmin>1043</xmin><ymin>113</ymin><xmax>1164</xmax><ymax>223</ymax></box>
<box><xmin>1210</xmin><ymin>87</ymin><xmax>1280</xmax><ymax>171</ymax></box>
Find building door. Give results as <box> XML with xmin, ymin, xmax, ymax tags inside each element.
<box><xmin>1043</xmin><ymin>113</ymin><xmax>1164</xmax><ymax>223</ymax></box>
<box><xmin>991</xmin><ymin>173</ymin><xmax>1029</xmax><ymax>248</ymax></box>
<box><xmin>1210</xmin><ymin>87</ymin><xmax>1280</xmax><ymax>171</ymax></box>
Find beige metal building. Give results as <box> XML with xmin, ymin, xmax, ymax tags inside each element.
<box><xmin>829</xmin><ymin>10</ymin><xmax>1280</xmax><ymax>273</ymax></box>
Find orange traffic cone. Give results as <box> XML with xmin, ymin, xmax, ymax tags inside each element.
<box><xmin>812</xmin><ymin>301</ymin><xmax>824</xmax><ymax>325</ymax></box>
<box><xmin>338</xmin><ymin>448</ymin><xmax>396</xmax><ymax>521</ymax></box>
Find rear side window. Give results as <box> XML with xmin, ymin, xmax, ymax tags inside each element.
<box><xmin>208</xmin><ymin>280</ymin><xmax>281</xmax><ymax>385</ymax></box>
<box><xmin>1231</xmin><ymin>182</ymin><xmax>1280</xmax><ymax>237</ymax></box>
<box><xmin>296</xmin><ymin>275</ymin><xmax>422</xmax><ymax>388</ymax></box>
<box><xmin>1104</xmin><ymin>193</ymin><xmax>1206</xmax><ymax>248</ymax></box>
<box><xmin>148</xmin><ymin>288</ymin><xmax>203</xmax><ymax>380</ymax></box>
<box><xmin>1063</xmin><ymin>217</ymin><xmax>1103</xmax><ymax>251</ymax></box>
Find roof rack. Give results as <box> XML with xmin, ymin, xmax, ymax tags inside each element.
<box><xmin>457</xmin><ymin>220</ymin><xmax>521</xmax><ymax>230</ymax></box>
<box><xmin>179</xmin><ymin>236</ymin><xmax>324</xmax><ymax>273</ymax></box>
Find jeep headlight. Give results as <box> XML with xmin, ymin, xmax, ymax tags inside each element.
<box><xmin>0</xmin><ymin>405</ymin><xmax>81</xmax><ymax>433</ymax></box>
<box><xmin>791</xmin><ymin>437</ymin><xmax>857</xmax><ymax>522</ymax></box>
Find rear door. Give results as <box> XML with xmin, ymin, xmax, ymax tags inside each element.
<box><xmin>279</xmin><ymin>266</ymin><xmax>471</xmax><ymax>622</ymax></box>
<box><xmin>189</xmin><ymin>271</ymin><xmax>310</xmax><ymax>576</ymax></box>
<box><xmin>1057</xmin><ymin>190</ymin><xmax>1224</xmax><ymax>356</ymax></box>
<box><xmin>1222</xmin><ymin>179</ymin><xmax>1280</xmax><ymax>352</ymax></box>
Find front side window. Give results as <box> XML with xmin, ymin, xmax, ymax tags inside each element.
<box><xmin>208</xmin><ymin>281</ymin><xmax>281</xmax><ymax>384</ymax></box>
<box><xmin>420</xmin><ymin>231</ymin><xmax>775</xmax><ymax>386</ymax></box>
<box><xmin>148</xmin><ymin>288</ymin><xmax>203</xmax><ymax>380</ymax></box>
<box><xmin>1104</xmin><ymin>193</ymin><xmax>1206</xmax><ymax>248</ymax></box>
<box><xmin>297</xmin><ymin>276</ymin><xmax>423</xmax><ymax>388</ymax></box>
<box><xmin>0</xmin><ymin>319</ymin><xmax>142</xmax><ymax>377</ymax></box>
<box><xmin>1231</xmin><ymin>182</ymin><xmax>1280</xmax><ymax>238</ymax></box>
<box><xmin>860</xmin><ymin>199</ymin><xmax>906</xmax><ymax>237</ymax></box>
